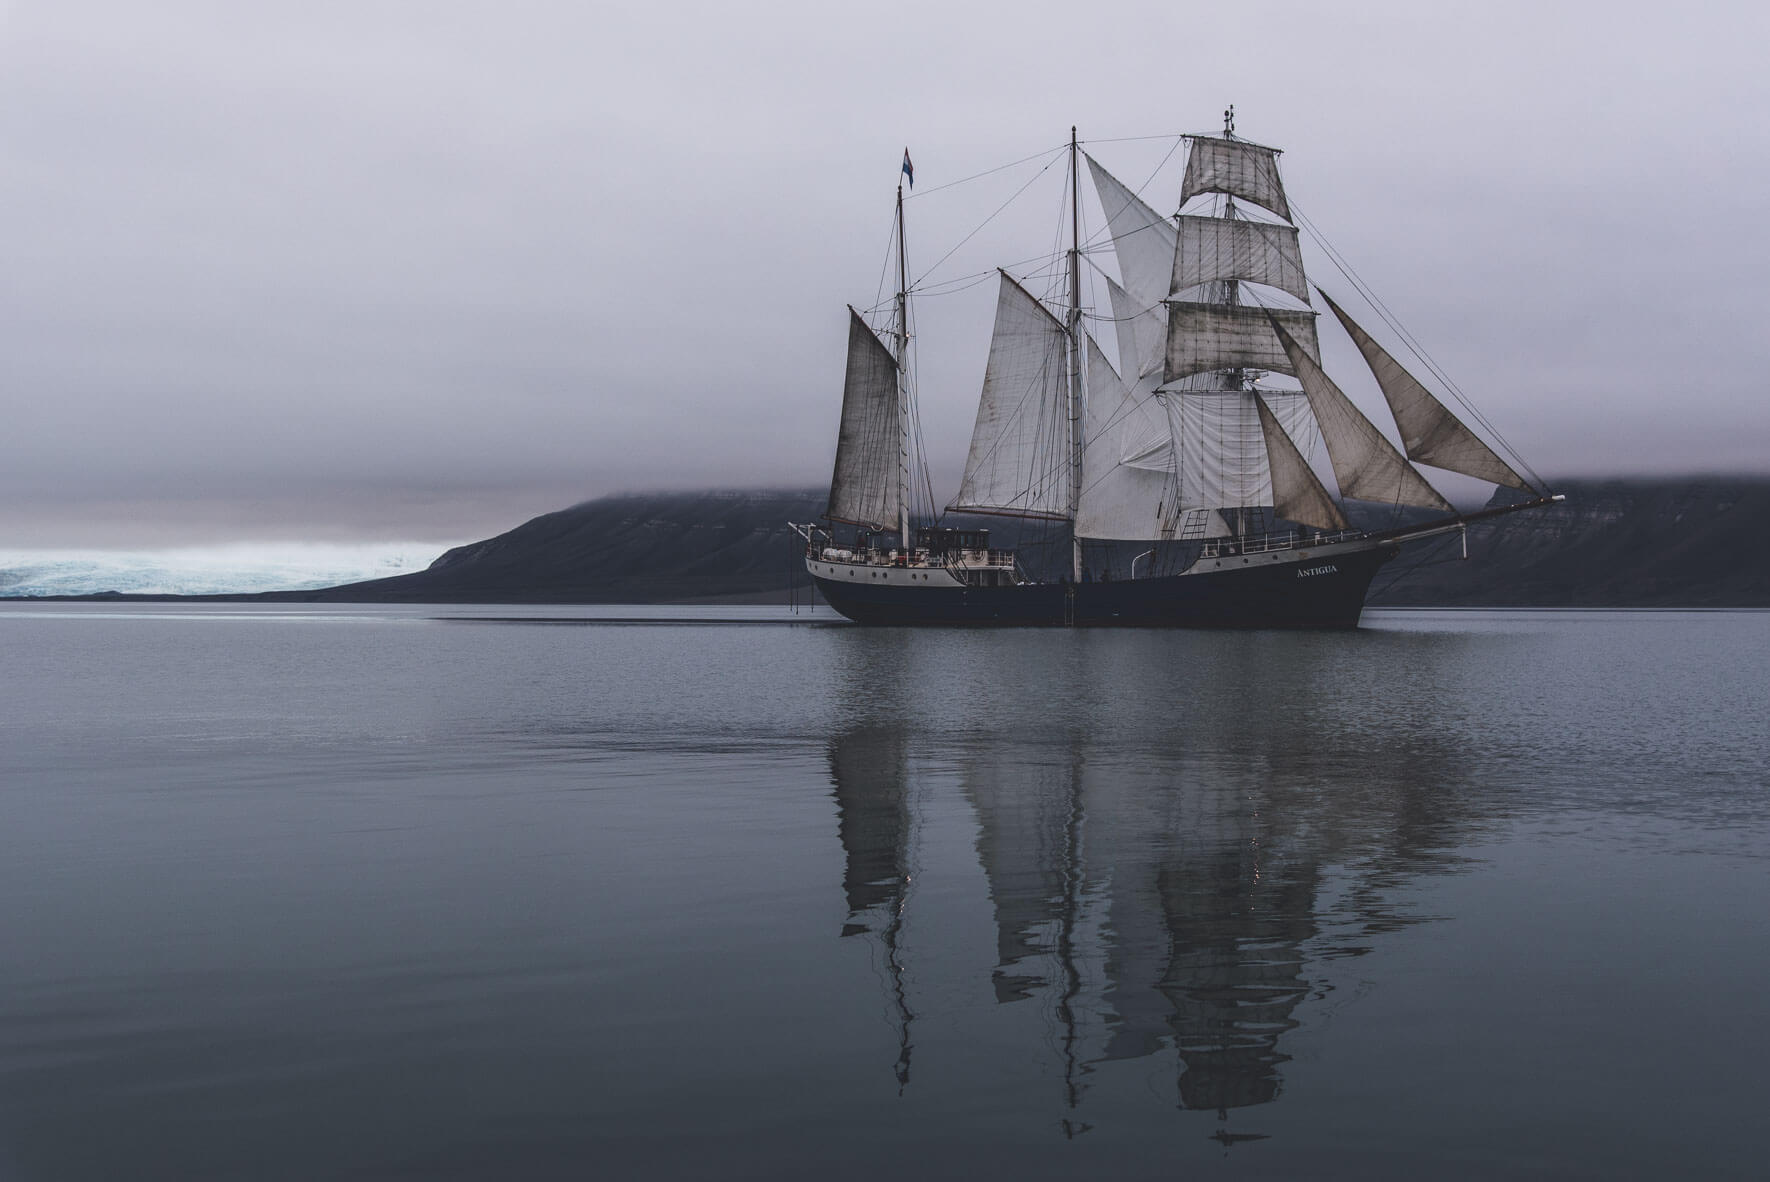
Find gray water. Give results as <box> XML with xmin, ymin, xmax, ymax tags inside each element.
<box><xmin>2</xmin><ymin>604</ymin><xmax>1767</xmax><ymax>1179</ymax></box>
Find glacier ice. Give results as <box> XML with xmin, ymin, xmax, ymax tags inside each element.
<box><xmin>0</xmin><ymin>543</ymin><xmax>451</xmax><ymax>598</ymax></box>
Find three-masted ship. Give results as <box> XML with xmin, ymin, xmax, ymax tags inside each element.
<box><xmin>794</xmin><ymin>115</ymin><xmax>1561</xmax><ymax>627</ymax></box>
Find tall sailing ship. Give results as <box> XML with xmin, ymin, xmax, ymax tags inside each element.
<box><xmin>794</xmin><ymin>114</ymin><xmax>1561</xmax><ymax>627</ymax></box>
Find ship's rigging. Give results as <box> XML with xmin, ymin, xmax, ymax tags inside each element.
<box><xmin>833</xmin><ymin>115</ymin><xmax>1545</xmax><ymax>567</ymax></box>
<box><xmin>806</xmin><ymin>114</ymin><xmax>1561</xmax><ymax>628</ymax></box>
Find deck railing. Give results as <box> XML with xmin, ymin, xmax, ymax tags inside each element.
<box><xmin>796</xmin><ymin>521</ymin><xmax>1367</xmax><ymax>578</ymax></box>
<box><xmin>809</xmin><ymin>545</ymin><xmax>1016</xmax><ymax>569</ymax></box>
<box><xmin>1199</xmin><ymin>528</ymin><xmax>1361</xmax><ymax>558</ymax></box>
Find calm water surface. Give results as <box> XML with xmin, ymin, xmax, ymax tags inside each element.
<box><xmin>2</xmin><ymin>604</ymin><xmax>1767</xmax><ymax>1179</ymax></box>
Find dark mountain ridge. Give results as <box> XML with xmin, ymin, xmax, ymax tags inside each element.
<box><xmin>1374</xmin><ymin>477</ymin><xmax>1770</xmax><ymax>607</ymax></box>
<box><xmin>299</xmin><ymin>477</ymin><xmax>1770</xmax><ymax>607</ymax></box>
<box><xmin>320</xmin><ymin>489</ymin><xmax>830</xmax><ymax>603</ymax></box>
<box><xmin>18</xmin><ymin>478</ymin><xmax>1767</xmax><ymax>607</ymax></box>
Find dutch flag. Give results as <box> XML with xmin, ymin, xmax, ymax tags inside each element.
<box><xmin>901</xmin><ymin>149</ymin><xmax>914</xmax><ymax>189</ymax></box>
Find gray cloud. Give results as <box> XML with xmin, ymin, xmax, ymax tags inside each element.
<box><xmin>3</xmin><ymin>0</ymin><xmax>1767</xmax><ymax>546</ymax></box>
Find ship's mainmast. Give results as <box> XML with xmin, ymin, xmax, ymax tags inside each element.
<box><xmin>1066</xmin><ymin>128</ymin><xmax>1084</xmax><ymax>581</ymax></box>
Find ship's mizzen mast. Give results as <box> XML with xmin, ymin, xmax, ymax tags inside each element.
<box><xmin>824</xmin><ymin>182</ymin><xmax>916</xmax><ymax>541</ymax></box>
<box><xmin>895</xmin><ymin>182</ymin><xmax>912</xmax><ymax>549</ymax></box>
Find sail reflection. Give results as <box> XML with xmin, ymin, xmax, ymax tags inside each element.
<box><xmin>827</xmin><ymin>706</ymin><xmax>1485</xmax><ymax>1135</ymax></box>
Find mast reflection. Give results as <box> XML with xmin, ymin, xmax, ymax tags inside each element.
<box><xmin>828</xmin><ymin>727</ymin><xmax>915</xmax><ymax>1091</ymax></box>
<box><xmin>827</xmin><ymin>705</ymin><xmax>1484</xmax><ymax>1136</ymax></box>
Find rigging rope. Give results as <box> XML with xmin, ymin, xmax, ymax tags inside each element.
<box><xmin>1086</xmin><ymin>132</ymin><xmax>1202</xmax><ymax>145</ymax></box>
<box><xmin>871</xmin><ymin>206</ymin><xmax>898</xmax><ymax>329</ymax></box>
<box><xmin>910</xmin><ymin>153</ymin><xmax>1064</xmax><ymax>288</ymax></box>
<box><xmin>904</xmin><ymin>145</ymin><xmax>1064</xmax><ymax>200</ymax></box>
<box><xmin>1364</xmin><ymin>531</ymin><xmax>1463</xmax><ymax>602</ymax></box>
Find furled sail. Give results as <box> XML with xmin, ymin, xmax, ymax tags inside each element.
<box><xmin>1085</xmin><ymin>155</ymin><xmax>1177</xmax><ymax>311</ymax></box>
<box><xmin>1269</xmin><ymin>316</ymin><xmax>1453</xmax><ymax>511</ymax></box>
<box><xmin>951</xmin><ymin>273</ymin><xmax>1073</xmax><ymax>519</ymax></box>
<box><xmin>1165</xmin><ymin>303</ymin><xmax>1320</xmax><ymax>384</ymax></box>
<box><xmin>1164</xmin><ymin>388</ymin><xmax>1311</xmax><ymax>522</ymax></box>
<box><xmin>827</xmin><ymin>306</ymin><xmax>902</xmax><ymax>527</ymax></box>
<box><xmin>1172</xmin><ymin>216</ymin><xmax>1309</xmax><ymax>304</ymax></box>
<box><xmin>1075</xmin><ymin>334</ymin><xmax>1174</xmax><ymax>539</ymax></box>
<box><xmin>1254</xmin><ymin>394</ymin><xmax>1348</xmax><ymax>532</ymax></box>
<box><xmin>1179</xmin><ymin>136</ymin><xmax>1291</xmax><ymax>221</ymax></box>
<box><xmin>1319</xmin><ymin>291</ymin><xmax>1532</xmax><ymax>491</ymax></box>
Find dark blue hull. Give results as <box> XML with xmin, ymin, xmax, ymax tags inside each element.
<box><xmin>813</xmin><ymin>542</ymin><xmax>1398</xmax><ymax>628</ymax></box>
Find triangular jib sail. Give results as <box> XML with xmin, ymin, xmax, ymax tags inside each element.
<box><xmin>1269</xmin><ymin>314</ymin><xmax>1452</xmax><ymax>512</ymax></box>
<box><xmin>1255</xmin><ymin>393</ymin><xmax>1347</xmax><ymax>532</ymax></box>
<box><xmin>826</xmin><ymin>307</ymin><xmax>903</xmax><ymax>528</ymax></box>
<box><xmin>1319</xmin><ymin>291</ymin><xmax>1532</xmax><ymax>491</ymax></box>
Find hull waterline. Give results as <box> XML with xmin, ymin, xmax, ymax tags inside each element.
<box><xmin>812</xmin><ymin>540</ymin><xmax>1398</xmax><ymax>628</ymax></box>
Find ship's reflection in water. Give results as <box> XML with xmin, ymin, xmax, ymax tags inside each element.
<box><xmin>830</xmin><ymin>730</ymin><xmax>916</xmax><ymax>1092</ymax></box>
<box><xmin>825</xmin><ymin>629</ymin><xmax>1490</xmax><ymax>1141</ymax></box>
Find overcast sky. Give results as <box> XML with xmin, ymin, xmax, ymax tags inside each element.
<box><xmin>3</xmin><ymin>0</ymin><xmax>1767</xmax><ymax>547</ymax></box>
